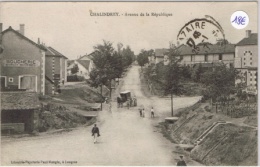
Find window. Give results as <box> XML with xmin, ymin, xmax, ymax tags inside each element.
<box><xmin>204</xmin><ymin>55</ymin><xmax>208</xmax><ymax>62</ymax></box>
<box><xmin>19</xmin><ymin>75</ymin><xmax>37</xmax><ymax>92</ymax></box>
<box><xmin>8</xmin><ymin>77</ymin><xmax>13</xmax><ymax>82</ymax></box>
<box><xmin>250</xmin><ymin>62</ymin><xmax>252</xmax><ymax>65</ymax></box>
<box><xmin>219</xmin><ymin>54</ymin><xmax>223</xmax><ymax>60</ymax></box>
<box><xmin>0</xmin><ymin>76</ymin><xmax>7</xmax><ymax>89</ymax></box>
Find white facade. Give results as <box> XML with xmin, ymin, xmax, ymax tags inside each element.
<box><xmin>67</xmin><ymin>60</ymin><xmax>94</xmax><ymax>79</ymax></box>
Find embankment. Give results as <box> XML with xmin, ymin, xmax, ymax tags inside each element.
<box><xmin>38</xmin><ymin>103</ymin><xmax>96</xmax><ymax>132</ymax></box>
<box><xmin>162</xmin><ymin>102</ymin><xmax>257</xmax><ymax>166</ymax></box>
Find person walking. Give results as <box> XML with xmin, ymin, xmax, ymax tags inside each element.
<box><xmin>127</xmin><ymin>99</ymin><xmax>130</xmax><ymax>109</ymax></box>
<box><xmin>142</xmin><ymin>108</ymin><xmax>145</xmax><ymax>117</ymax></box>
<box><xmin>177</xmin><ymin>155</ymin><xmax>187</xmax><ymax>166</ymax></box>
<box><xmin>151</xmin><ymin>107</ymin><xmax>155</xmax><ymax>118</ymax></box>
<box><xmin>91</xmin><ymin>124</ymin><xmax>100</xmax><ymax>144</ymax></box>
<box><xmin>139</xmin><ymin>108</ymin><xmax>142</xmax><ymax>117</ymax></box>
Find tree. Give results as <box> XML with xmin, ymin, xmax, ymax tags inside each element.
<box><xmin>164</xmin><ymin>48</ymin><xmax>184</xmax><ymax>96</ymax></box>
<box><xmin>89</xmin><ymin>40</ymin><xmax>115</xmax><ymax>88</ymax></box>
<box><xmin>200</xmin><ymin>64</ymin><xmax>238</xmax><ymax>102</ymax></box>
<box><xmin>136</xmin><ymin>49</ymin><xmax>153</xmax><ymax>68</ymax></box>
<box><xmin>181</xmin><ymin>65</ymin><xmax>192</xmax><ymax>80</ymax></box>
<box><xmin>191</xmin><ymin>64</ymin><xmax>204</xmax><ymax>82</ymax></box>
<box><xmin>122</xmin><ymin>46</ymin><xmax>135</xmax><ymax>68</ymax></box>
<box><xmin>71</xmin><ymin>64</ymin><xmax>79</xmax><ymax>75</ymax></box>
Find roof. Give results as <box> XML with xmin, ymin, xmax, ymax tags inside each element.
<box><xmin>155</xmin><ymin>48</ymin><xmax>169</xmax><ymax>57</ymax></box>
<box><xmin>77</xmin><ymin>60</ymin><xmax>90</xmax><ymax>70</ymax></box>
<box><xmin>120</xmin><ymin>91</ymin><xmax>131</xmax><ymax>94</ymax></box>
<box><xmin>78</xmin><ymin>51</ymin><xmax>96</xmax><ymax>60</ymax></box>
<box><xmin>176</xmin><ymin>44</ymin><xmax>235</xmax><ymax>55</ymax></box>
<box><xmin>236</xmin><ymin>33</ymin><xmax>258</xmax><ymax>46</ymax></box>
<box><xmin>48</xmin><ymin>47</ymin><xmax>68</xmax><ymax>59</ymax></box>
<box><xmin>40</xmin><ymin>45</ymin><xmax>68</xmax><ymax>59</ymax></box>
<box><xmin>1</xmin><ymin>92</ymin><xmax>40</xmax><ymax>110</ymax></box>
<box><xmin>1</xmin><ymin>26</ymin><xmax>47</xmax><ymax>51</ymax></box>
<box><xmin>67</xmin><ymin>60</ymin><xmax>75</xmax><ymax>66</ymax></box>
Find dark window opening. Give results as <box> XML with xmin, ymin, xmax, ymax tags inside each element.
<box><xmin>219</xmin><ymin>54</ymin><xmax>223</xmax><ymax>60</ymax></box>
<box><xmin>204</xmin><ymin>55</ymin><xmax>208</xmax><ymax>62</ymax></box>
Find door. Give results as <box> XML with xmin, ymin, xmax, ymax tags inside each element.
<box><xmin>20</xmin><ymin>76</ymin><xmax>36</xmax><ymax>92</ymax></box>
<box><xmin>0</xmin><ymin>76</ymin><xmax>6</xmax><ymax>90</ymax></box>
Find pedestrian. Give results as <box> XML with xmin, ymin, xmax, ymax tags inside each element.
<box><xmin>142</xmin><ymin>108</ymin><xmax>145</xmax><ymax>117</ymax></box>
<box><xmin>177</xmin><ymin>155</ymin><xmax>187</xmax><ymax>166</ymax></box>
<box><xmin>139</xmin><ymin>108</ymin><xmax>142</xmax><ymax>117</ymax></box>
<box><xmin>91</xmin><ymin>124</ymin><xmax>100</xmax><ymax>144</ymax></box>
<box><xmin>130</xmin><ymin>98</ymin><xmax>133</xmax><ymax>107</ymax></box>
<box><xmin>151</xmin><ymin>107</ymin><xmax>155</xmax><ymax>118</ymax></box>
<box><xmin>127</xmin><ymin>99</ymin><xmax>130</xmax><ymax>109</ymax></box>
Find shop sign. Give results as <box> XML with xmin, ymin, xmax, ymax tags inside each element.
<box><xmin>3</xmin><ymin>59</ymin><xmax>40</xmax><ymax>67</ymax></box>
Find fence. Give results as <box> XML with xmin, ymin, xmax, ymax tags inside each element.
<box><xmin>211</xmin><ymin>101</ymin><xmax>257</xmax><ymax>118</ymax></box>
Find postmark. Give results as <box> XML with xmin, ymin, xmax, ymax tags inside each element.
<box><xmin>177</xmin><ymin>15</ymin><xmax>225</xmax><ymax>54</ymax></box>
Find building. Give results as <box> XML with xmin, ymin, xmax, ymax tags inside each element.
<box><xmin>67</xmin><ymin>59</ymin><xmax>94</xmax><ymax>79</ymax></box>
<box><xmin>78</xmin><ymin>51</ymin><xmax>95</xmax><ymax>61</ymax></box>
<box><xmin>39</xmin><ymin>43</ymin><xmax>68</xmax><ymax>94</ymax></box>
<box><xmin>0</xmin><ymin>24</ymin><xmax>46</xmax><ymax>95</ymax></box>
<box><xmin>1</xmin><ymin>92</ymin><xmax>40</xmax><ymax>134</ymax></box>
<box><xmin>234</xmin><ymin>30</ymin><xmax>258</xmax><ymax>95</ymax></box>
<box><xmin>176</xmin><ymin>43</ymin><xmax>235</xmax><ymax>67</ymax></box>
<box><xmin>154</xmin><ymin>48</ymin><xmax>168</xmax><ymax>64</ymax></box>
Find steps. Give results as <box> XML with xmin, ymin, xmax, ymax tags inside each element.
<box><xmin>194</xmin><ymin>121</ymin><xmax>226</xmax><ymax>146</ymax></box>
<box><xmin>201</xmin><ymin>134</ymin><xmax>229</xmax><ymax>161</ymax></box>
<box><xmin>172</xmin><ymin>114</ymin><xmax>197</xmax><ymax>133</ymax></box>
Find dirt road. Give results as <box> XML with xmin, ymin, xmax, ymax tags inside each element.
<box><xmin>1</xmin><ymin>65</ymin><xmax>201</xmax><ymax>166</ymax></box>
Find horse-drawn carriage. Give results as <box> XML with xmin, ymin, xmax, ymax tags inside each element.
<box><xmin>117</xmin><ymin>91</ymin><xmax>137</xmax><ymax>108</ymax></box>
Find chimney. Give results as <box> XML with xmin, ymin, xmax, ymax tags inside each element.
<box><xmin>246</xmin><ymin>30</ymin><xmax>251</xmax><ymax>38</ymax></box>
<box><xmin>38</xmin><ymin>38</ymin><xmax>40</xmax><ymax>44</ymax></box>
<box><xmin>0</xmin><ymin>23</ymin><xmax>2</xmax><ymax>33</ymax></box>
<box><xmin>20</xmin><ymin>24</ymin><xmax>25</xmax><ymax>35</ymax></box>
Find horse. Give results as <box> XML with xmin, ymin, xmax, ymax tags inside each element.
<box><xmin>117</xmin><ymin>97</ymin><xmax>123</xmax><ymax>108</ymax></box>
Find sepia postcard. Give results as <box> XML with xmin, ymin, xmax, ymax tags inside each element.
<box><xmin>0</xmin><ymin>1</ymin><xmax>258</xmax><ymax>166</ymax></box>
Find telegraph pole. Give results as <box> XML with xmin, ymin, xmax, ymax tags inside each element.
<box><xmin>100</xmin><ymin>84</ymin><xmax>103</xmax><ymax>111</ymax></box>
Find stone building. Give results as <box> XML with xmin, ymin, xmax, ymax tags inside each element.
<box><xmin>235</xmin><ymin>30</ymin><xmax>258</xmax><ymax>95</ymax></box>
<box><xmin>0</xmin><ymin>24</ymin><xmax>46</xmax><ymax>95</ymax></box>
<box><xmin>1</xmin><ymin>92</ymin><xmax>40</xmax><ymax>134</ymax></box>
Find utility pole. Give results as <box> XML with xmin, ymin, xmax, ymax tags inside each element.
<box><xmin>170</xmin><ymin>55</ymin><xmax>174</xmax><ymax>117</ymax></box>
<box><xmin>171</xmin><ymin>88</ymin><xmax>173</xmax><ymax>116</ymax></box>
<box><xmin>109</xmin><ymin>79</ymin><xmax>112</xmax><ymax>99</ymax></box>
<box><xmin>100</xmin><ymin>84</ymin><xmax>103</xmax><ymax>111</ymax></box>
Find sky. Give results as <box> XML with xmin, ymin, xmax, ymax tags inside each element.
<box><xmin>0</xmin><ymin>2</ymin><xmax>258</xmax><ymax>60</ymax></box>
